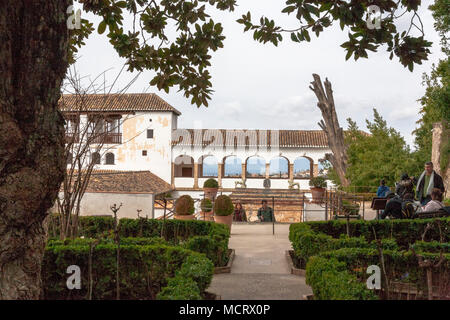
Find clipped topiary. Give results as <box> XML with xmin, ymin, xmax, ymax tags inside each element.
<box><xmin>200</xmin><ymin>198</ymin><xmax>213</xmax><ymax>212</ymax></box>
<box><xmin>214</xmin><ymin>195</ymin><xmax>234</xmax><ymax>216</ymax></box>
<box><xmin>175</xmin><ymin>195</ymin><xmax>195</xmax><ymax>215</ymax></box>
<box><xmin>203</xmin><ymin>178</ymin><xmax>219</xmax><ymax>188</ymax></box>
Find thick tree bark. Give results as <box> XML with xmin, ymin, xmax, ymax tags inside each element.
<box><xmin>0</xmin><ymin>0</ymin><xmax>71</xmax><ymax>299</ymax></box>
<box><xmin>309</xmin><ymin>74</ymin><xmax>350</xmax><ymax>187</ymax></box>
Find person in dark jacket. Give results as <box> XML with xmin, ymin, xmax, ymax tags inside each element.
<box><xmin>381</xmin><ymin>193</ymin><xmax>403</xmax><ymax>219</ymax></box>
<box><xmin>395</xmin><ymin>173</ymin><xmax>416</xmax><ymax>198</ymax></box>
<box><xmin>257</xmin><ymin>200</ymin><xmax>275</xmax><ymax>222</ymax></box>
<box><xmin>416</xmin><ymin>162</ymin><xmax>445</xmax><ymax>206</ymax></box>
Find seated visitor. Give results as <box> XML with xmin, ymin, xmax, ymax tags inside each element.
<box><xmin>257</xmin><ymin>200</ymin><xmax>275</xmax><ymax>222</ymax></box>
<box><xmin>401</xmin><ymin>193</ymin><xmax>416</xmax><ymax>219</ymax></box>
<box><xmin>395</xmin><ymin>173</ymin><xmax>416</xmax><ymax>199</ymax></box>
<box><xmin>422</xmin><ymin>188</ymin><xmax>444</xmax><ymax>212</ymax></box>
<box><xmin>376</xmin><ymin>179</ymin><xmax>390</xmax><ymax>198</ymax></box>
<box><xmin>380</xmin><ymin>194</ymin><xmax>403</xmax><ymax>219</ymax></box>
<box><xmin>233</xmin><ymin>202</ymin><xmax>247</xmax><ymax>222</ymax></box>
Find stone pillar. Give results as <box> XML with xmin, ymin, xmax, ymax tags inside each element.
<box><xmin>171</xmin><ymin>162</ymin><xmax>175</xmax><ymax>188</ymax></box>
<box><xmin>313</xmin><ymin>163</ymin><xmax>319</xmax><ymax>177</ymax></box>
<box><xmin>265</xmin><ymin>163</ymin><xmax>270</xmax><ymax>179</ymax></box>
<box><xmin>289</xmin><ymin>163</ymin><xmax>294</xmax><ymax>181</ymax></box>
<box><xmin>241</xmin><ymin>163</ymin><xmax>246</xmax><ymax>180</ymax></box>
<box><xmin>193</xmin><ymin>162</ymin><xmax>199</xmax><ymax>189</ymax></box>
<box><xmin>218</xmin><ymin>163</ymin><xmax>223</xmax><ymax>188</ymax></box>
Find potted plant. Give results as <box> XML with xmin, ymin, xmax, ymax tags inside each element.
<box><xmin>213</xmin><ymin>195</ymin><xmax>234</xmax><ymax>230</ymax></box>
<box><xmin>174</xmin><ymin>195</ymin><xmax>195</xmax><ymax>220</ymax></box>
<box><xmin>203</xmin><ymin>178</ymin><xmax>219</xmax><ymax>200</ymax></box>
<box><xmin>200</xmin><ymin>198</ymin><xmax>214</xmax><ymax>221</ymax></box>
<box><xmin>309</xmin><ymin>176</ymin><xmax>327</xmax><ymax>203</ymax></box>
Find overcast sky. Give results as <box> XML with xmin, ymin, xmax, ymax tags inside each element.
<box><xmin>72</xmin><ymin>0</ymin><xmax>444</xmax><ymax>149</ymax></box>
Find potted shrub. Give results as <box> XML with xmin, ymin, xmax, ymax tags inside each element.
<box><xmin>203</xmin><ymin>178</ymin><xmax>219</xmax><ymax>200</ymax></box>
<box><xmin>200</xmin><ymin>198</ymin><xmax>214</xmax><ymax>221</ymax></box>
<box><xmin>174</xmin><ymin>195</ymin><xmax>195</xmax><ymax>220</ymax></box>
<box><xmin>309</xmin><ymin>176</ymin><xmax>327</xmax><ymax>203</ymax></box>
<box><xmin>213</xmin><ymin>195</ymin><xmax>234</xmax><ymax>230</ymax></box>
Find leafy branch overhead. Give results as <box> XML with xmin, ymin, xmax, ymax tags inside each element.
<box><xmin>236</xmin><ymin>0</ymin><xmax>432</xmax><ymax>71</ymax></box>
<box><xmin>71</xmin><ymin>0</ymin><xmax>237</xmax><ymax>107</ymax></box>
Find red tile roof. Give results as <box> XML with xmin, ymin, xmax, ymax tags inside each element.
<box><xmin>172</xmin><ymin>129</ymin><xmax>329</xmax><ymax>148</ymax></box>
<box><xmin>59</xmin><ymin>93</ymin><xmax>181</xmax><ymax>115</ymax></box>
<box><xmin>78</xmin><ymin>170</ymin><xmax>172</xmax><ymax>194</ymax></box>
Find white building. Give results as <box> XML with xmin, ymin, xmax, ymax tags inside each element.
<box><xmin>59</xmin><ymin>93</ymin><xmax>332</xmax><ymax>218</ymax></box>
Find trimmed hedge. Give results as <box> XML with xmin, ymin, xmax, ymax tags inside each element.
<box><xmin>48</xmin><ymin>217</ymin><xmax>231</xmax><ymax>267</ymax></box>
<box><xmin>303</xmin><ymin>218</ymin><xmax>450</xmax><ymax>248</ymax></box>
<box><xmin>42</xmin><ymin>242</ymin><xmax>213</xmax><ymax>300</ymax></box>
<box><xmin>289</xmin><ymin>218</ymin><xmax>450</xmax><ymax>300</ymax></box>
<box><xmin>306</xmin><ymin>256</ymin><xmax>378</xmax><ymax>300</ymax></box>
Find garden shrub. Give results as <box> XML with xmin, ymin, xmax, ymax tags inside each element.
<box><xmin>42</xmin><ymin>243</ymin><xmax>212</xmax><ymax>300</ymax></box>
<box><xmin>289</xmin><ymin>218</ymin><xmax>450</xmax><ymax>300</ymax></box>
<box><xmin>48</xmin><ymin>217</ymin><xmax>231</xmax><ymax>267</ymax></box>
<box><xmin>203</xmin><ymin>178</ymin><xmax>219</xmax><ymax>188</ymax></box>
<box><xmin>157</xmin><ymin>276</ymin><xmax>202</xmax><ymax>300</ymax></box>
<box><xmin>174</xmin><ymin>195</ymin><xmax>195</xmax><ymax>215</ymax></box>
<box><xmin>214</xmin><ymin>195</ymin><xmax>234</xmax><ymax>216</ymax></box>
<box><xmin>306</xmin><ymin>256</ymin><xmax>378</xmax><ymax>300</ymax></box>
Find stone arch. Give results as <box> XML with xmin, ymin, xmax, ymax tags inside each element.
<box><xmin>293</xmin><ymin>156</ymin><xmax>313</xmax><ymax>178</ymax></box>
<box><xmin>246</xmin><ymin>156</ymin><xmax>266</xmax><ymax>178</ymax></box>
<box><xmin>174</xmin><ymin>155</ymin><xmax>194</xmax><ymax>177</ymax></box>
<box><xmin>269</xmin><ymin>156</ymin><xmax>289</xmax><ymax>178</ymax></box>
<box><xmin>199</xmin><ymin>155</ymin><xmax>218</xmax><ymax>178</ymax></box>
<box><xmin>223</xmin><ymin>155</ymin><xmax>242</xmax><ymax>177</ymax></box>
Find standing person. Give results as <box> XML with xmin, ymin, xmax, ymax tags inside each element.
<box><xmin>257</xmin><ymin>200</ymin><xmax>275</xmax><ymax>222</ymax></box>
<box><xmin>377</xmin><ymin>179</ymin><xmax>390</xmax><ymax>197</ymax></box>
<box><xmin>233</xmin><ymin>202</ymin><xmax>247</xmax><ymax>222</ymax></box>
<box><xmin>416</xmin><ymin>162</ymin><xmax>445</xmax><ymax>206</ymax></box>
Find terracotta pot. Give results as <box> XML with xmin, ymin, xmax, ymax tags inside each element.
<box><xmin>214</xmin><ymin>214</ymin><xmax>233</xmax><ymax>231</ymax></box>
<box><xmin>204</xmin><ymin>187</ymin><xmax>218</xmax><ymax>200</ymax></box>
<box><xmin>174</xmin><ymin>214</ymin><xmax>195</xmax><ymax>220</ymax></box>
<box><xmin>200</xmin><ymin>211</ymin><xmax>214</xmax><ymax>221</ymax></box>
<box><xmin>310</xmin><ymin>187</ymin><xmax>325</xmax><ymax>204</ymax></box>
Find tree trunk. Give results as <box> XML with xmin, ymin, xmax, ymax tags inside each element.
<box><xmin>309</xmin><ymin>74</ymin><xmax>350</xmax><ymax>187</ymax></box>
<box><xmin>0</xmin><ymin>0</ymin><xmax>70</xmax><ymax>299</ymax></box>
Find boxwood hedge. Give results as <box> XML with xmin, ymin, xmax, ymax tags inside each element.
<box><xmin>290</xmin><ymin>218</ymin><xmax>450</xmax><ymax>300</ymax></box>
<box><xmin>42</xmin><ymin>242</ymin><xmax>213</xmax><ymax>300</ymax></box>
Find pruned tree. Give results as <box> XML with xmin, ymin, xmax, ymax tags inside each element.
<box><xmin>56</xmin><ymin>67</ymin><xmax>141</xmax><ymax>240</ymax></box>
<box><xmin>309</xmin><ymin>74</ymin><xmax>349</xmax><ymax>187</ymax></box>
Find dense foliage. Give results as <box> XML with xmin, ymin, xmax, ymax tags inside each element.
<box><xmin>289</xmin><ymin>218</ymin><xmax>450</xmax><ymax>300</ymax></box>
<box><xmin>48</xmin><ymin>217</ymin><xmax>230</xmax><ymax>267</ymax></box>
<box><xmin>237</xmin><ymin>0</ymin><xmax>432</xmax><ymax>71</ymax></box>
<box><xmin>42</xmin><ymin>242</ymin><xmax>213</xmax><ymax>300</ymax></box>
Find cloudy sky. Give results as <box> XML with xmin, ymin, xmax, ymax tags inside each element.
<box><xmin>72</xmin><ymin>0</ymin><xmax>444</xmax><ymax>148</ymax></box>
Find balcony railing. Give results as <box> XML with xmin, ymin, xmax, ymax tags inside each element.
<box><xmin>89</xmin><ymin>132</ymin><xmax>122</xmax><ymax>144</ymax></box>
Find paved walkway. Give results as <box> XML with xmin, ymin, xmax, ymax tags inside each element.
<box><xmin>208</xmin><ymin>223</ymin><xmax>312</xmax><ymax>300</ymax></box>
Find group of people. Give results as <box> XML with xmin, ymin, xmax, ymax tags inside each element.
<box><xmin>232</xmin><ymin>200</ymin><xmax>275</xmax><ymax>222</ymax></box>
<box><xmin>378</xmin><ymin>161</ymin><xmax>446</xmax><ymax>219</ymax></box>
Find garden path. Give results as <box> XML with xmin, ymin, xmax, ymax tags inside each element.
<box><xmin>208</xmin><ymin>223</ymin><xmax>312</xmax><ymax>300</ymax></box>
